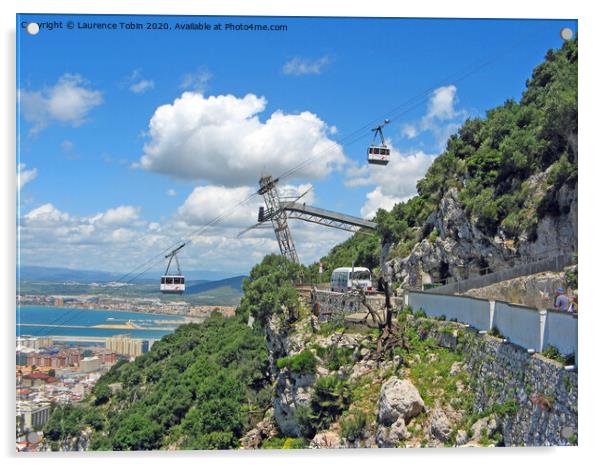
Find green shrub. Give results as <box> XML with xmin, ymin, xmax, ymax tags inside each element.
<box><xmin>316</xmin><ymin>346</ymin><xmax>354</xmax><ymax>371</ymax></box>
<box><xmin>340</xmin><ymin>410</ymin><xmax>367</xmax><ymax>441</ymax></box>
<box><xmin>277</xmin><ymin>350</ymin><xmax>317</xmax><ymax>374</ymax></box>
<box><xmin>301</xmin><ymin>376</ymin><xmax>351</xmax><ymax>437</ymax></box>
<box><xmin>541</xmin><ymin>345</ymin><xmax>575</xmax><ymax>365</ymax></box>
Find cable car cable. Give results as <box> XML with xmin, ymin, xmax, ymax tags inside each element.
<box><xmin>36</xmin><ymin>27</ymin><xmax>546</xmax><ymax>333</ymax></box>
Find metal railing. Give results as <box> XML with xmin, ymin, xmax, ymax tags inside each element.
<box><xmin>427</xmin><ymin>252</ymin><xmax>576</xmax><ymax>295</ymax></box>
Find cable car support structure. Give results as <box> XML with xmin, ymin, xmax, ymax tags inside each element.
<box><xmin>241</xmin><ymin>175</ymin><xmax>376</xmax><ymax>264</ymax></box>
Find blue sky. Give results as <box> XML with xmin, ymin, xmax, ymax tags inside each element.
<box><xmin>16</xmin><ymin>14</ymin><xmax>577</xmax><ymax>274</ymax></box>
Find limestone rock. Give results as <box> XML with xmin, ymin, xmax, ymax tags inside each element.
<box><xmin>387</xmin><ymin>177</ymin><xmax>577</xmax><ymax>291</ymax></box>
<box><xmin>429</xmin><ymin>407</ymin><xmax>453</xmax><ymax>441</ymax></box>
<box><xmin>310</xmin><ymin>431</ymin><xmax>342</xmax><ymax>449</ymax></box>
<box><xmin>239</xmin><ymin>416</ymin><xmax>278</xmax><ymax>449</ymax></box>
<box><xmin>376</xmin><ymin>418</ymin><xmax>409</xmax><ymax>448</ymax></box>
<box><xmin>450</xmin><ymin>361</ymin><xmax>463</xmax><ymax>376</ymax></box>
<box><xmin>465</xmin><ymin>415</ymin><xmax>501</xmax><ymax>446</ymax></box>
<box><xmin>455</xmin><ymin>429</ymin><xmax>468</xmax><ymax>446</ymax></box>
<box><xmin>349</xmin><ymin>358</ymin><xmax>377</xmax><ymax>382</ymax></box>
<box><xmin>378</xmin><ymin>377</ymin><xmax>425</xmax><ymax>426</ymax></box>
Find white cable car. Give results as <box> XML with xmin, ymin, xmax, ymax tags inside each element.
<box><xmin>160</xmin><ymin>244</ymin><xmax>186</xmax><ymax>294</ymax></box>
<box><xmin>367</xmin><ymin>119</ymin><xmax>391</xmax><ymax>166</ymax></box>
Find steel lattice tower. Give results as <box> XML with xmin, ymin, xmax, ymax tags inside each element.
<box><xmin>257</xmin><ymin>175</ymin><xmax>299</xmax><ymax>264</ymax></box>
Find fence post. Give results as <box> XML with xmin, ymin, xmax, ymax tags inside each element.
<box><xmin>488</xmin><ymin>300</ymin><xmax>496</xmax><ymax>331</ymax></box>
<box><xmin>538</xmin><ymin>309</ymin><xmax>547</xmax><ymax>352</ymax></box>
<box><xmin>404</xmin><ymin>293</ymin><xmax>409</xmax><ymax>307</ymax></box>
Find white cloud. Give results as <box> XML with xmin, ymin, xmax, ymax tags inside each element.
<box><xmin>130</xmin><ymin>79</ymin><xmax>155</xmax><ymax>94</ymax></box>
<box><xmin>397</xmin><ymin>84</ymin><xmax>467</xmax><ymax>150</ymax></box>
<box><xmin>282</xmin><ymin>56</ymin><xmax>331</xmax><ymax>76</ymax></box>
<box><xmin>346</xmin><ymin>147</ymin><xmax>437</xmax><ymax>219</ymax></box>
<box><xmin>138</xmin><ymin>92</ymin><xmax>346</xmax><ymax>186</ymax></box>
<box><xmin>89</xmin><ymin>205</ymin><xmax>141</xmax><ymax>227</ymax></box>
<box><xmin>167</xmin><ymin>188</ymin><xmax>177</xmax><ymax>197</ymax></box>
<box><xmin>17</xmin><ymin>163</ymin><xmax>37</xmax><ymax>191</ymax></box>
<box><xmin>60</xmin><ymin>140</ymin><xmax>74</xmax><ymax>152</ymax></box>
<box><xmin>425</xmin><ymin>85</ymin><xmax>457</xmax><ymax>120</ymax></box>
<box><xmin>177</xmin><ymin>185</ymin><xmax>258</xmax><ymax>228</ymax></box>
<box><xmin>125</xmin><ymin>69</ymin><xmax>155</xmax><ymax>94</ymax></box>
<box><xmin>176</xmin><ymin>183</ymin><xmax>314</xmax><ymax>229</ymax></box>
<box><xmin>180</xmin><ymin>68</ymin><xmax>212</xmax><ymax>92</ymax></box>
<box><xmin>19</xmin><ymin>74</ymin><xmax>102</xmax><ymax>133</ymax></box>
<box><xmin>18</xmin><ymin>184</ymin><xmax>345</xmax><ymax>273</ymax></box>
<box><xmin>359</xmin><ymin>187</ymin><xmax>405</xmax><ymax>219</ymax></box>
<box><xmin>24</xmin><ymin>203</ymin><xmax>70</xmax><ymax>225</ymax></box>
<box><xmin>401</xmin><ymin>124</ymin><xmax>418</xmax><ymax>139</ymax></box>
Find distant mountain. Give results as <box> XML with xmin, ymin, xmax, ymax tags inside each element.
<box><xmin>185</xmin><ymin>276</ymin><xmax>247</xmax><ymax>295</ymax></box>
<box><xmin>18</xmin><ymin>266</ymin><xmax>119</xmax><ymax>283</ymax></box>
<box><xmin>18</xmin><ymin>266</ymin><xmax>244</xmax><ymax>283</ymax></box>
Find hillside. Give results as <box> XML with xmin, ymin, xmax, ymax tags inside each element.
<box><xmin>311</xmin><ymin>38</ymin><xmax>577</xmax><ymax>287</ymax></box>
<box><xmin>42</xmin><ymin>250</ymin><xmax>577</xmax><ymax>450</ymax></box>
<box><xmin>39</xmin><ymin>39</ymin><xmax>578</xmax><ymax>451</ymax></box>
<box><xmin>185</xmin><ymin>276</ymin><xmax>246</xmax><ymax>294</ymax></box>
<box><xmin>43</xmin><ymin>313</ymin><xmax>271</xmax><ymax>450</ymax></box>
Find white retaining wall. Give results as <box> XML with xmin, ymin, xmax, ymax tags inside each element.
<box><xmin>407</xmin><ymin>291</ymin><xmax>578</xmax><ymax>366</ymax></box>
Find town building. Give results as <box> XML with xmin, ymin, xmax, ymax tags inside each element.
<box><xmin>17</xmin><ymin>401</ymin><xmax>51</xmax><ymax>432</ymax></box>
<box><xmin>79</xmin><ymin>356</ymin><xmax>101</xmax><ymax>373</ymax></box>
<box><xmin>105</xmin><ymin>334</ymin><xmax>148</xmax><ymax>358</ymax></box>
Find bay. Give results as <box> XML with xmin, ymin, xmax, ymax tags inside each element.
<box><xmin>16</xmin><ymin>305</ymin><xmax>188</xmax><ymax>340</ymax></box>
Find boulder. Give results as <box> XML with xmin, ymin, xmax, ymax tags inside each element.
<box><xmin>429</xmin><ymin>407</ymin><xmax>453</xmax><ymax>441</ymax></box>
<box><xmin>378</xmin><ymin>377</ymin><xmax>425</xmax><ymax>426</ymax></box>
<box><xmin>376</xmin><ymin>418</ymin><xmax>409</xmax><ymax>448</ymax></box>
<box><xmin>310</xmin><ymin>431</ymin><xmax>341</xmax><ymax>449</ymax></box>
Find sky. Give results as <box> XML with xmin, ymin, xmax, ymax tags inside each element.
<box><xmin>16</xmin><ymin>14</ymin><xmax>577</xmax><ymax>275</ymax></box>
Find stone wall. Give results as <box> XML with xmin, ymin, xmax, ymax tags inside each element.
<box><xmin>312</xmin><ymin>290</ymin><xmax>403</xmax><ymax>322</ymax></box>
<box><xmin>426</xmin><ymin>321</ymin><xmax>578</xmax><ymax>446</ymax></box>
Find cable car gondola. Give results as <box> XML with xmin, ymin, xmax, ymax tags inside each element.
<box><xmin>160</xmin><ymin>244</ymin><xmax>186</xmax><ymax>294</ymax></box>
<box><xmin>367</xmin><ymin>119</ymin><xmax>391</xmax><ymax>166</ymax></box>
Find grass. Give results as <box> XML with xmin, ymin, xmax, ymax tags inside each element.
<box><xmin>262</xmin><ymin>437</ymin><xmax>308</xmax><ymax>449</ymax></box>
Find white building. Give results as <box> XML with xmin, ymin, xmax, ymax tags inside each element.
<box><xmin>79</xmin><ymin>356</ymin><xmax>101</xmax><ymax>373</ymax></box>
<box><xmin>17</xmin><ymin>402</ymin><xmax>50</xmax><ymax>432</ymax></box>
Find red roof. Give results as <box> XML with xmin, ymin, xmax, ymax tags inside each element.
<box><xmin>23</xmin><ymin>372</ymin><xmax>50</xmax><ymax>380</ymax></box>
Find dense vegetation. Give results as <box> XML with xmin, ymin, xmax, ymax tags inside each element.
<box><xmin>44</xmin><ymin>313</ymin><xmax>271</xmax><ymax>450</ymax></box>
<box><xmin>44</xmin><ymin>254</ymin><xmax>304</xmax><ymax>451</ymax></box>
<box><xmin>312</xmin><ymin>38</ymin><xmax>578</xmax><ymax>273</ymax></box>
<box><xmin>237</xmin><ymin>254</ymin><xmax>303</xmax><ymax>327</ymax></box>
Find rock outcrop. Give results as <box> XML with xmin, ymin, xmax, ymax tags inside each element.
<box><xmin>464</xmin><ymin>267</ymin><xmax>574</xmax><ymax>308</ymax></box>
<box><xmin>388</xmin><ymin>173</ymin><xmax>577</xmax><ymax>290</ymax></box>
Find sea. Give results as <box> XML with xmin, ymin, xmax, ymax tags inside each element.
<box><xmin>16</xmin><ymin>305</ymin><xmax>187</xmax><ymax>342</ymax></box>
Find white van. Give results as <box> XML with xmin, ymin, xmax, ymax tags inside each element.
<box><xmin>330</xmin><ymin>267</ymin><xmax>374</xmax><ymax>293</ymax></box>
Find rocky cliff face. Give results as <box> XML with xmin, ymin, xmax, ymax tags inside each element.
<box><xmin>250</xmin><ymin>296</ymin><xmax>578</xmax><ymax>448</ymax></box>
<box><xmin>387</xmin><ymin>172</ymin><xmax>577</xmax><ymax>289</ymax></box>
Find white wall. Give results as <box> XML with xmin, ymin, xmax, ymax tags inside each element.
<box><xmin>408</xmin><ymin>292</ymin><xmax>490</xmax><ymax>330</ymax></box>
<box><xmin>407</xmin><ymin>291</ymin><xmax>578</xmax><ymax>367</ymax></box>
<box><xmin>544</xmin><ymin>310</ymin><xmax>578</xmax><ymax>360</ymax></box>
<box><xmin>492</xmin><ymin>302</ymin><xmax>542</xmax><ymax>351</ymax></box>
